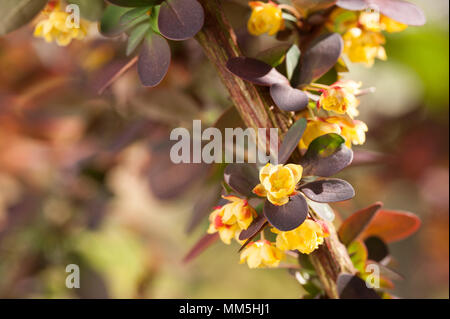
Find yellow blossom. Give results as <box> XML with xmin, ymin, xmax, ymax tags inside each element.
<box><xmin>359</xmin><ymin>12</ymin><xmax>407</xmax><ymax>33</ymax></box>
<box><xmin>207</xmin><ymin>196</ymin><xmax>256</xmax><ymax>244</ymax></box>
<box><xmin>221</xmin><ymin>195</ymin><xmax>256</xmax><ymax>230</ymax></box>
<box><xmin>380</xmin><ymin>15</ymin><xmax>407</xmax><ymax>33</ymax></box>
<box><xmin>240</xmin><ymin>240</ymin><xmax>284</xmax><ymax>268</ymax></box>
<box><xmin>253</xmin><ymin>163</ymin><xmax>303</xmax><ymax>206</ymax></box>
<box><xmin>34</xmin><ymin>2</ymin><xmax>88</xmax><ymax>47</ymax></box>
<box><xmin>299</xmin><ymin>118</ymin><xmax>341</xmax><ymax>150</ymax></box>
<box><xmin>318</xmin><ymin>80</ymin><xmax>362</xmax><ymax>118</ymax></box>
<box><xmin>324</xmin><ymin>116</ymin><xmax>369</xmax><ymax>148</ymax></box>
<box><xmin>343</xmin><ymin>27</ymin><xmax>386</xmax><ymax>67</ymax></box>
<box><xmin>272</xmin><ymin>219</ymin><xmax>329</xmax><ymax>254</ymax></box>
<box><xmin>248</xmin><ymin>1</ymin><xmax>284</xmax><ymax>36</ymax></box>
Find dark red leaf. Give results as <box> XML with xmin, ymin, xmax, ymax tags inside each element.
<box><xmin>301</xmin><ymin>133</ymin><xmax>353</xmax><ymax>177</ymax></box>
<box><xmin>224</xmin><ymin>163</ymin><xmax>259</xmax><ymax>197</ymax></box>
<box><xmin>338</xmin><ymin>202</ymin><xmax>383</xmax><ymax>246</ymax></box>
<box><xmin>300</xmin><ymin>178</ymin><xmax>355</xmax><ymax>203</ymax></box>
<box><xmin>226</xmin><ymin>57</ymin><xmax>289</xmax><ymax>87</ymax></box>
<box><xmin>239</xmin><ymin>214</ymin><xmax>268</xmax><ymax>241</ymax></box>
<box><xmin>337</xmin><ymin>273</ymin><xmax>381</xmax><ymax>299</ymax></box>
<box><xmin>270</xmin><ymin>84</ymin><xmax>309</xmax><ymax>112</ymax></box>
<box><xmin>364</xmin><ymin>236</ymin><xmax>389</xmax><ymax>262</ymax></box>
<box><xmin>278</xmin><ymin>118</ymin><xmax>307</xmax><ymax>164</ymax></box>
<box><xmin>298</xmin><ymin>33</ymin><xmax>343</xmax><ymax>85</ymax></box>
<box><xmin>263</xmin><ymin>194</ymin><xmax>308</xmax><ymax>231</ymax></box>
<box><xmin>138</xmin><ymin>32</ymin><xmax>171</xmax><ymax>87</ymax></box>
<box><xmin>158</xmin><ymin>0</ymin><xmax>204</xmax><ymax>40</ymax></box>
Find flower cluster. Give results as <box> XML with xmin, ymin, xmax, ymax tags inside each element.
<box><xmin>329</xmin><ymin>8</ymin><xmax>407</xmax><ymax>67</ymax></box>
<box><xmin>34</xmin><ymin>0</ymin><xmax>88</xmax><ymax>47</ymax></box>
<box><xmin>207</xmin><ymin>196</ymin><xmax>256</xmax><ymax>244</ymax></box>
<box><xmin>300</xmin><ymin>80</ymin><xmax>369</xmax><ymax>149</ymax></box>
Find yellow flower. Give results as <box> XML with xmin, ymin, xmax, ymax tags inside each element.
<box><xmin>248</xmin><ymin>1</ymin><xmax>284</xmax><ymax>36</ymax></box>
<box><xmin>299</xmin><ymin>118</ymin><xmax>341</xmax><ymax>150</ymax></box>
<box><xmin>325</xmin><ymin>117</ymin><xmax>369</xmax><ymax>148</ymax></box>
<box><xmin>380</xmin><ymin>15</ymin><xmax>407</xmax><ymax>33</ymax></box>
<box><xmin>272</xmin><ymin>219</ymin><xmax>329</xmax><ymax>254</ymax></box>
<box><xmin>359</xmin><ymin>12</ymin><xmax>407</xmax><ymax>33</ymax></box>
<box><xmin>253</xmin><ymin>163</ymin><xmax>303</xmax><ymax>206</ymax></box>
<box><xmin>207</xmin><ymin>196</ymin><xmax>256</xmax><ymax>244</ymax></box>
<box><xmin>240</xmin><ymin>240</ymin><xmax>284</xmax><ymax>268</ymax></box>
<box><xmin>221</xmin><ymin>195</ymin><xmax>256</xmax><ymax>230</ymax></box>
<box><xmin>319</xmin><ymin>80</ymin><xmax>362</xmax><ymax>118</ymax></box>
<box><xmin>207</xmin><ymin>207</ymin><xmax>240</xmax><ymax>244</ymax></box>
<box><xmin>34</xmin><ymin>2</ymin><xmax>88</xmax><ymax>47</ymax></box>
<box><xmin>343</xmin><ymin>27</ymin><xmax>386</xmax><ymax>67</ymax></box>
<box><xmin>299</xmin><ymin>116</ymin><xmax>368</xmax><ymax>149</ymax></box>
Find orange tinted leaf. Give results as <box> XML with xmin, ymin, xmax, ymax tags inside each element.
<box><xmin>338</xmin><ymin>202</ymin><xmax>383</xmax><ymax>246</ymax></box>
<box><xmin>360</xmin><ymin>210</ymin><xmax>421</xmax><ymax>243</ymax></box>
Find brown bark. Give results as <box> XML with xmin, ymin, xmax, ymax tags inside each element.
<box><xmin>196</xmin><ymin>0</ymin><xmax>355</xmax><ymax>299</ymax></box>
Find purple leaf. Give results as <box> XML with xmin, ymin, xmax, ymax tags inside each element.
<box><xmin>337</xmin><ymin>274</ymin><xmax>381</xmax><ymax>299</ymax></box>
<box><xmin>263</xmin><ymin>194</ymin><xmax>308</xmax><ymax>231</ymax></box>
<box><xmin>298</xmin><ymin>33</ymin><xmax>343</xmax><ymax>85</ymax></box>
<box><xmin>301</xmin><ymin>133</ymin><xmax>353</xmax><ymax>177</ymax></box>
<box><xmin>278</xmin><ymin>118</ymin><xmax>307</xmax><ymax>164</ymax></box>
<box><xmin>300</xmin><ymin>178</ymin><xmax>355</xmax><ymax>203</ymax></box>
<box><xmin>224</xmin><ymin>163</ymin><xmax>259</xmax><ymax>197</ymax></box>
<box><xmin>158</xmin><ymin>0</ymin><xmax>205</xmax><ymax>40</ymax></box>
<box><xmin>270</xmin><ymin>84</ymin><xmax>309</xmax><ymax>112</ymax></box>
<box><xmin>239</xmin><ymin>214</ymin><xmax>268</xmax><ymax>241</ymax></box>
<box><xmin>369</xmin><ymin>0</ymin><xmax>426</xmax><ymax>26</ymax></box>
<box><xmin>226</xmin><ymin>57</ymin><xmax>289</xmax><ymax>87</ymax></box>
<box><xmin>138</xmin><ymin>32</ymin><xmax>171</xmax><ymax>87</ymax></box>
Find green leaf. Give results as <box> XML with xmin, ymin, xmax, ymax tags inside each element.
<box><xmin>119</xmin><ymin>6</ymin><xmax>151</xmax><ymax>27</ymax></box>
<box><xmin>100</xmin><ymin>5</ymin><xmax>131</xmax><ymax>37</ymax></box>
<box><xmin>286</xmin><ymin>44</ymin><xmax>301</xmax><ymax>81</ymax></box>
<box><xmin>67</xmin><ymin>0</ymin><xmax>105</xmax><ymax>22</ymax></box>
<box><xmin>0</xmin><ymin>0</ymin><xmax>48</xmax><ymax>36</ymax></box>
<box><xmin>348</xmin><ymin>240</ymin><xmax>368</xmax><ymax>273</ymax></box>
<box><xmin>126</xmin><ymin>22</ymin><xmax>151</xmax><ymax>56</ymax></box>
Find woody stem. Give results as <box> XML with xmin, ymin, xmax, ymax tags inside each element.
<box><xmin>195</xmin><ymin>0</ymin><xmax>356</xmax><ymax>299</ymax></box>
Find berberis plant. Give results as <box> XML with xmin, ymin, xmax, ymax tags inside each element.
<box><xmin>0</xmin><ymin>0</ymin><xmax>425</xmax><ymax>299</ymax></box>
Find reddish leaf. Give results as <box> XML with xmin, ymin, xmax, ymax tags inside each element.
<box><xmin>338</xmin><ymin>202</ymin><xmax>383</xmax><ymax>246</ymax></box>
<box><xmin>183</xmin><ymin>233</ymin><xmax>219</xmax><ymax>263</ymax></box>
<box><xmin>360</xmin><ymin>209</ymin><xmax>421</xmax><ymax>243</ymax></box>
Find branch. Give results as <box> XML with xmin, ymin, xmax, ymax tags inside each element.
<box><xmin>196</xmin><ymin>0</ymin><xmax>355</xmax><ymax>299</ymax></box>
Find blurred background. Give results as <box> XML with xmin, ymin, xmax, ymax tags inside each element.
<box><xmin>0</xmin><ymin>0</ymin><xmax>448</xmax><ymax>298</ymax></box>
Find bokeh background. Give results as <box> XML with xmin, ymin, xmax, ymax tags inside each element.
<box><xmin>0</xmin><ymin>0</ymin><xmax>448</xmax><ymax>298</ymax></box>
